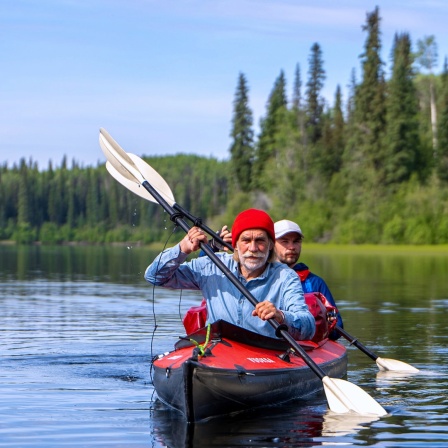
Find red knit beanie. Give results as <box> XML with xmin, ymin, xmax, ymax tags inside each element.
<box><xmin>231</xmin><ymin>209</ymin><xmax>275</xmax><ymax>247</ymax></box>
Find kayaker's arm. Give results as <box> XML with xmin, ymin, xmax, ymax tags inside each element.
<box><xmin>280</xmin><ymin>272</ymin><xmax>316</xmax><ymax>341</ymax></box>
<box><xmin>144</xmin><ymin>244</ymin><xmax>204</xmax><ymax>290</ymax></box>
<box><xmin>145</xmin><ymin>227</ymin><xmax>208</xmax><ymax>288</ymax></box>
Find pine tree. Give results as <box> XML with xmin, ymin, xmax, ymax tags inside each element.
<box><xmin>384</xmin><ymin>33</ymin><xmax>420</xmax><ymax>185</ymax></box>
<box><xmin>252</xmin><ymin>70</ymin><xmax>288</xmax><ymax>188</ymax></box>
<box><xmin>346</xmin><ymin>68</ymin><xmax>357</xmax><ymax>124</ymax></box>
<box><xmin>17</xmin><ymin>159</ymin><xmax>30</xmax><ymax>225</ymax></box>
<box><xmin>67</xmin><ymin>174</ymin><xmax>77</xmax><ymax>228</ymax></box>
<box><xmin>437</xmin><ymin>58</ymin><xmax>448</xmax><ymax>183</ymax></box>
<box><xmin>305</xmin><ymin>43</ymin><xmax>326</xmax><ymax>144</ymax></box>
<box><xmin>315</xmin><ymin>86</ymin><xmax>345</xmax><ymax>179</ymax></box>
<box><xmin>332</xmin><ymin>85</ymin><xmax>345</xmax><ymax>173</ymax></box>
<box><xmin>291</xmin><ymin>63</ymin><xmax>307</xmax><ymax>173</ymax></box>
<box><xmin>86</xmin><ymin>168</ymin><xmax>99</xmax><ymax>227</ymax></box>
<box><xmin>292</xmin><ymin>63</ymin><xmax>302</xmax><ymax>112</ymax></box>
<box><xmin>345</xmin><ymin>6</ymin><xmax>386</xmax><ymax>187</ymax></box>
<box><xmin>229</xmin><ymin>73</ymin><xmax>254</xmax><ymax>191</ymax></box>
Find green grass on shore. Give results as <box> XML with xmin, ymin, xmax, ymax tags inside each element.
<box><xmin>303</xmin><ymin>243</ymin><xmax>448</xmax><ymax>255</ymax></box>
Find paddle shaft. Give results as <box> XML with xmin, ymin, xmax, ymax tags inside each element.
<box><xmin>172</xmin><ymin>203</ymin><xmax>233</xmax><ymax>252</ymax></box>
<box><xmin>335</xmin><ymin>325</ymin><xmax>378</xmax><ymax>362</ymax></box>
<box><xmin>140</xmin><ymin>179</ymin><xmax>330</xmax><ymax>381</ymax></box>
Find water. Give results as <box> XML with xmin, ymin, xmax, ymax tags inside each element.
<box><xmin>1</xmin><ymin>245</ymin><xmax>447</xmax><ymax>447</ymax></box>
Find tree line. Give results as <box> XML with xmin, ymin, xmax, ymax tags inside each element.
<box><xmin>1</xmin><ymin>7</ymin><xmax>448</xmax><ymax>245</ymax></box>
<box><xmin>228</xmin><ymin>7</ymin><xmax>448</xmax><ymax>244</ymax></box>
<box><xmin>0</xmin><ymin>155</ymin><xmax>230</xmax><ymax>244</ymax></box>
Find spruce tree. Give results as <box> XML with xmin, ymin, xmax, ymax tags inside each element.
<box><xmin>292</xmin><ymin>63</ymin><xmax>302</xmax><ymax>112</ymax></box>
<box><xmin>229</xmin><ymin>73</ymin><xmax>254</xmax><ymax>191</ymax></box>
<box><xmin>332</xmin><ymin>85</ymin><xmax>345</xmax><ymax>173</ymax></box>
<box><xmin>345</xmin><ymin>6</ymin><xmax>386</xmax><ymax>187</ymax></box>
<box><xmin>315</xmin><ymin>85</ymin><xmax>345</xmax><ymax>179</ymax></box>
<box><xmin>17</xmin><ymin>159</ymin><xmax>30</xmax><ymax>225</ymax></box>
<box><xmin>384</xmin><ymin>33</ymin><xmax>420</xmax><ymax>185</ymax></box>
<box><xmin>291</xmin><ymin>63</ymin><xmax>307</xmax><ymax>173</ymax></box>
<box><xmin>437</xmin><ymin>58</ymin><xmax>448</xmax><ymax>183</ymax></box>
<box><xmin>252</xmin><ymin>70</ymin><xmax>288</xmax><ymax>189</ymax></box>
<box><xmin>346</xmin><ymin>68</ymin><xmax>357</xmax><ymax>124</ymax></box>
<box><xmin>305</xmin><ymin>43</ymin><xmax>326</xmax><ymax>144</ymax></box>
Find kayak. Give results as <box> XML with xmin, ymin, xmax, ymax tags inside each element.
<box><xmin>152</xmin><ymin>320</ymin><xmax>347</xmax><ymax>422</ymax></box>
<box><xmin>99</xmin><ymin>129</ymin><xmax>394</xmax><ymax>420</ymax></box>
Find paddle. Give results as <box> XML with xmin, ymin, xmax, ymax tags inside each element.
<box><xmin>335</xmin><ymin>325</ymin><xmax>418</xmax><ymax>372</ymax></box>
<box><xmin>99</xmin><ymin>128</ymin><xmax>387</xmax><ymax>417</ymax></box>
<box><xmin>100</xmin><ymin>129</ymin><xmax>232</xmax><ymax>252</ymax></box>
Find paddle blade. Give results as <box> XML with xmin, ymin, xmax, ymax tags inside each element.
<box><xmin>99</xmin><ymin>128</ymin><xmax>144</xmax><ymax>184</ymax></box>
<box><xmin>106</xmin><ymin>161</ymin><xmax>156</xmax><ymax>204</ymax></box>
<box><xmin>376</xmin><ymin>357</ymin><xmax>419</xmax><ymax>372</ymax></box>
<box><xmin>106</xmin><ymin>154</ymin><xmax>175</xmax><ymax>206</ymax></box>
<box><xmin>322</xmin><ymin>376</ymin><xmax>387</xmax><ymax>416</ymax></box>
<box><xmin>128</xmin><ymin>153</ymin><xmax>175</xmax><ymax>204</ymax></box>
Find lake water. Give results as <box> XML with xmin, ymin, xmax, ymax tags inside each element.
<box><xmin>1</xmin><ymin>244</ymin><xmax>447</xmax><ymax>447</ymax></box>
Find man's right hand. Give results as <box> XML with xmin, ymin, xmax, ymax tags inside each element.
<box><xmin>180</xmin><ymin>227</ymin><xmax>208</xmax><ymax>254</ymax></box>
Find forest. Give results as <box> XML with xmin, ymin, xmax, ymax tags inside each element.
<box><xmin>1</xmin><ymin>7</ymin><xmax>448</xmax><ymax>245</ymax></box>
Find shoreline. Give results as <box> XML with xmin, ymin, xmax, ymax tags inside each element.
<box><xmin>1</xmin><ymin>239</ymin><xmax>447</xmax><ymax>254</ymax></box>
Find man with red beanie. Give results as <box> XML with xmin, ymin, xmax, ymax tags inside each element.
<box><xmin>145</xmin><ymin>209</ymin><xmax>315</xmax><ymax>340</ymax></box>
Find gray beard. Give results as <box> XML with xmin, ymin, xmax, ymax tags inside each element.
<box><xmin>240</xmin><ymin>252</ymin><xmax>269</xmax><ymax>273</ymax></box>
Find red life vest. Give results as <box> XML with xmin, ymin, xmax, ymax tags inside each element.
<box><xmin>294</xmin><ymin>268</ymin><xmax>338</xmax><ymax>342</ymax></box>
<box><xmin>303</xmin><ymin>291</ymin><xmax>338</xmax><ymax>343</ymax></box>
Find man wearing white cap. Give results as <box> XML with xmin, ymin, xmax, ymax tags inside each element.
<box><xmin>274</xmin><ymin>220</ymin><xmax>343</xmax><ymax>339</ymax></box>
<box><xmin>199</xmin><ymin>218</ymin><xmax>343</xmax><ymax>339</ymax></box>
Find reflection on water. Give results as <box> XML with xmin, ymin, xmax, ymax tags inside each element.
<box><xmin>0</xmin><ymin>245</ymin><xmax>447</xmax><ymax>447</ymax></box>
<box><xmin>150</xmin><ymin>400</ymin><xmax>384</xmax><ymax>447</ymax></box>
<box><xmin>321</xmin><ymin>412</ymin><xmax>380</xmax><ymax>437</ymax></box>
<box><xmin>150</xmin><ymin>400</ymin><xmax>331</xmax><ymax>447</ymax></box>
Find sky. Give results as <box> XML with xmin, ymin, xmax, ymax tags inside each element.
<box><xmin>1</xmin><ymin>0</ymin><xmax>448</xmax><ymax>170</ymax></box>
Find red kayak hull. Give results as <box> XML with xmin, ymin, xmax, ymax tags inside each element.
<box><xmin>152</xmin><ymin>320</ymin><xmax>347</xmax><ymax>422</ymax></box>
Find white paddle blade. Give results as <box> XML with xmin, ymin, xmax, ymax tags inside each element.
<box><xmin>127</xmin><ymin>153</ymin><xmax>175</xmax><ymax>205</ymax></box>
<box><xmin>106</xmin><ymin>161</ymin><xmax>156</xmax><ymax>203</ymax></box>
<box><xmin>376</xmin><ymin>357</ymin><xmax>419</xmax><ymax>372</ymax></box>
<box><xmin>106</xmin><ymin>160</ymin><xmax>175</xmax><ymax>206</ymax></box>
<box><xmin>322</xmin><ymin>376</ymin><xmax>387</xmax><ymax>416</ymax></box>
<box><xmin>99</xmin><ymin>128</ymin><xmax>144</xmax><ymax>184</ymax></box>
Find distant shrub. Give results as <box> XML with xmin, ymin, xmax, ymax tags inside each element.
<box><xmin>12</xmin><ymin>222</ymin><xmax>37</xmax><ymax>244</ymax></box>
<box><xmin>435</xmin><ymin>217</ymin><xmax>448</xmax><ymax>243</ymax></box>
<box><xmin>403</xmin><ymin>218</ymin><xmax>433</xmax><ymax>244</ymax></box>
<box><xmin>333</xmin><ymin>215</ymin><xmax>381</xmax><ymax>244</ymax></box>
<box><xmin>39</xmin><ymin>222</ymin><xmax>61</xmax><ymax>245</ymax></box>
<box><xmin>382</xmin><ymin>215</ymin><xmax>406</xmax><ymax>244</ymax></box>
<box><xmin>104</xmin><ymin>226</ymin><xmax>132</xmax><ymax>243</ymax></box>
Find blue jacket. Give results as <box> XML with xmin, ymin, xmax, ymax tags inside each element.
<box><xmin>293</xmin><ymin>262</ymin><xmax>343</xmax><ymax>340</ymax></box>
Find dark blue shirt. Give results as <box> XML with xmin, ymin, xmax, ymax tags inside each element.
<box><xmin>293</xmin><ymin>262</ymin><xmax>343</xmax><ymax>340</ymax></box>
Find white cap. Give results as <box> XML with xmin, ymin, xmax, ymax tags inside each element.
<box><xmin>274</xmin><ymin>220</ymin><xmax>304</xmax><ymax>239</ymax></box>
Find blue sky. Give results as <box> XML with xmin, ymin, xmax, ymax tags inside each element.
<box><xmin>1</xmin><ymin>0</ymin><xmax>448</xmax><ymax>170</ymax></box>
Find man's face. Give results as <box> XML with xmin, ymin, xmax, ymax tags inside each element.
<box><xmin>275</xmin><ymin>232</ymin><xmax>302</xmax><ymax>267</ymax></box>
<box><xmin>236</xmin><ymin>229</ymin><xmax>272</xmax><ymax>273</ymax></box>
